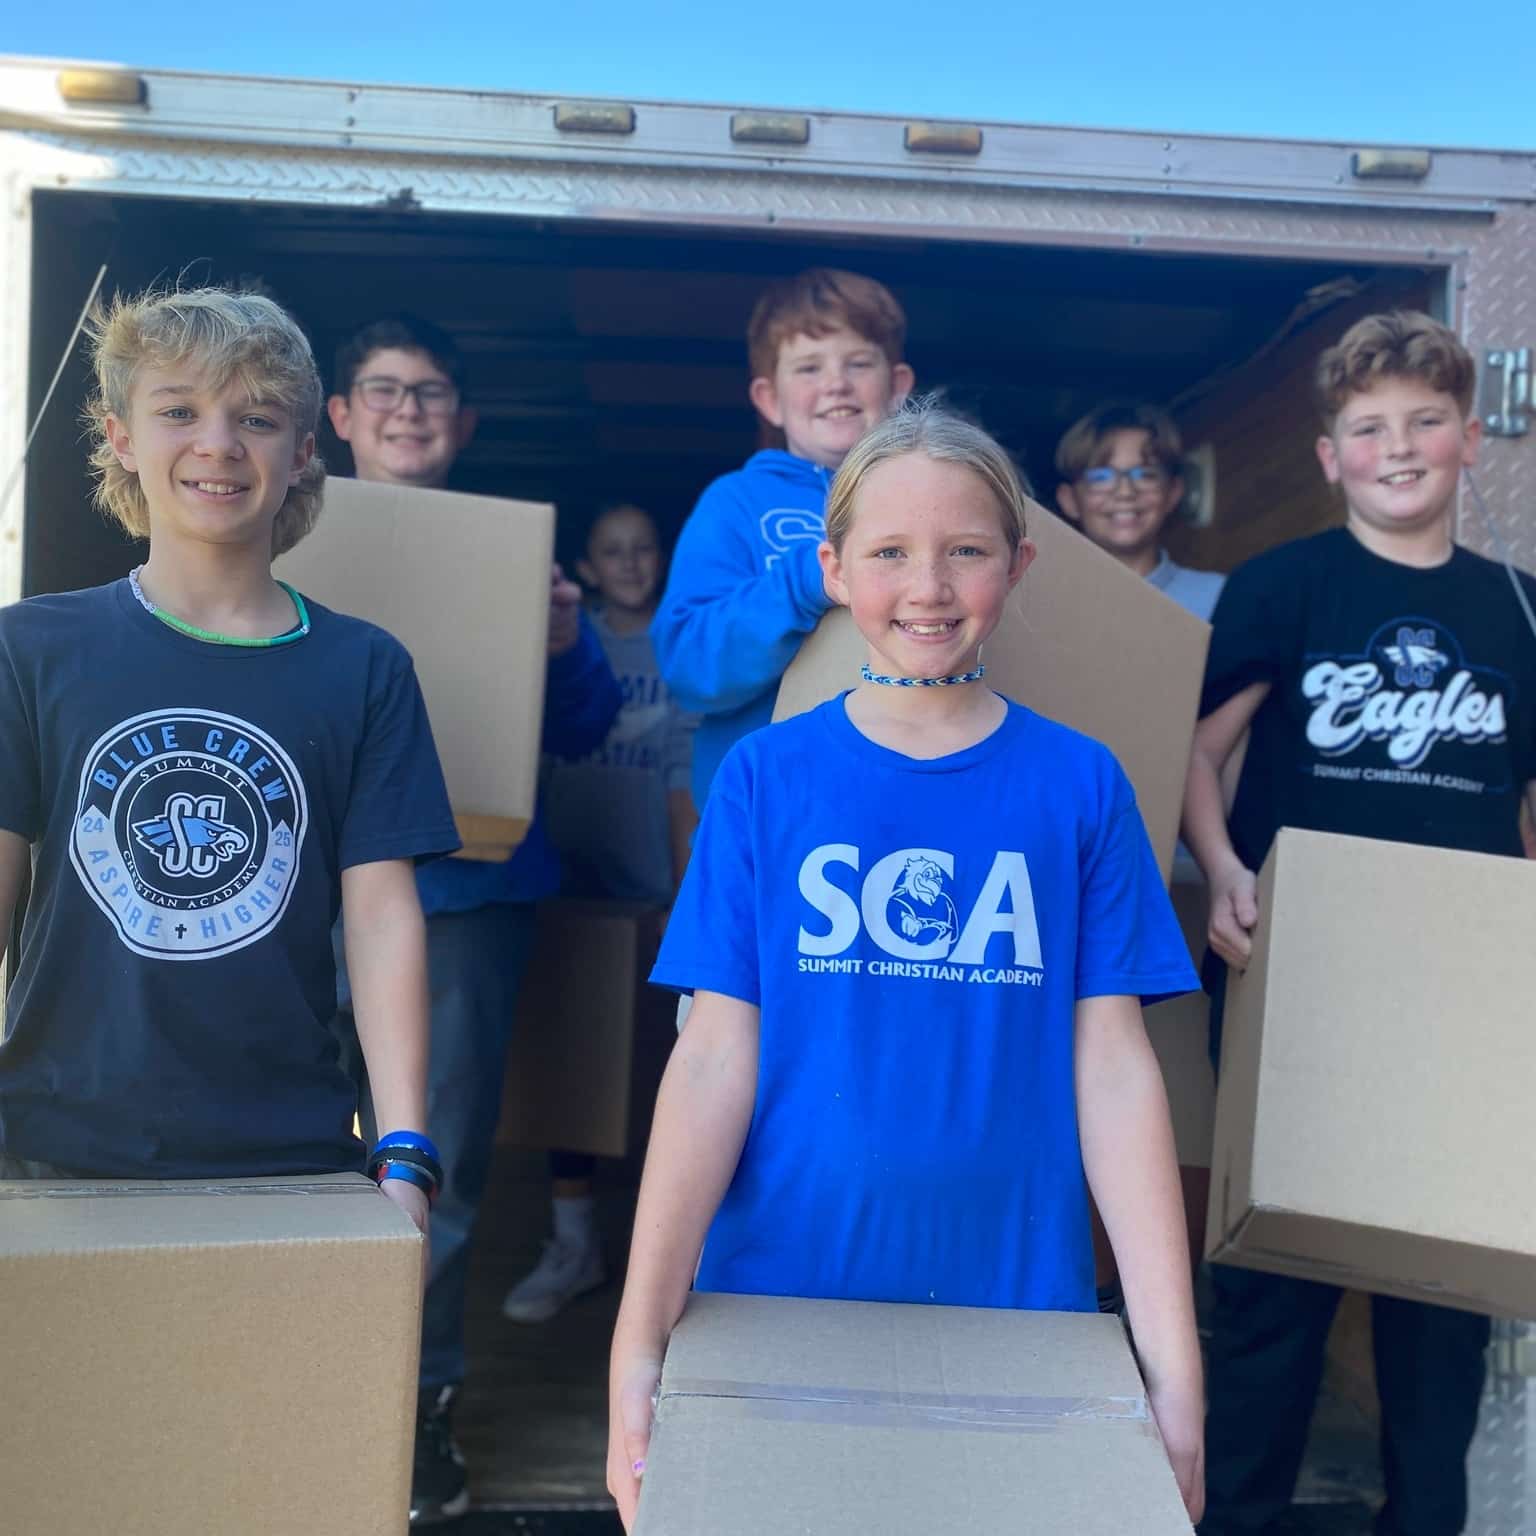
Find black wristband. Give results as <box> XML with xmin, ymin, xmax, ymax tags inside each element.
<box><xmin>367</xmin><ymin>1143</ymin><xmax>443</xmax><ymax>1192</ymax></box>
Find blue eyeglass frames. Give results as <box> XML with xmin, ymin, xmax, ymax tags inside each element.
<box><xmin>1078</xmin><ymin>464</ymin><xmax>1169</xmax><ymax>493</ymax></box>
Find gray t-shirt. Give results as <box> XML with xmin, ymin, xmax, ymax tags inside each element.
<box><xmin>1146</xmin><ymin>550</ymin><xmax>1225</xmax><ymax>624</ymax></box>
<box><xmin>541</xmin><ymin>608</ymin><xmax>697</xmax><ymax>906</ymax></box>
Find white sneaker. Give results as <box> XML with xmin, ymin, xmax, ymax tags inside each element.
<box><xmin>501</xmin><ymin>1235</ymin><xmax>606</xmax><ymax>1323</ymax></box>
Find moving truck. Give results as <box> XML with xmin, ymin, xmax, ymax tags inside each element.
<box><xmin>3</xmin><ymin>54</ymin><xmax>1534</xmax><ymax>1530</ymax></box>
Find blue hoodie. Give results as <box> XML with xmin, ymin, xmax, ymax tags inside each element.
<box><xmin>651</xmin><ymin>450</ymin><xmax>834</xmax><ymax>807</ymax></box>
<box><xmin>415</xmin><ymin>610</ymin><xmax>621</xmax><ymax>916</ymax></box>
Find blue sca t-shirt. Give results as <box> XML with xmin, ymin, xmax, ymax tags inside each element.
<box><xmin>0</xmin><ymin>580</ymin><xmax>459</xmax><ymax>1178</ymax></box>
<box><xmin>651</xmin><ymin>696</ymin><xmax>1197</xmax><ymax>1313</ymax></box>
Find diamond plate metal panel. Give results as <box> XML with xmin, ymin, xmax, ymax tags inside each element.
<box><xmin>1459</xmin><ymin>205</ymin><xmax>1536</xmax><ymax>575</ymax></box>
<box><xmin>14</xmin><ymin>128</ymin><xmax>1492</xmax><ymax>254</ymax></box>
<box><xmin>1467</xmin><ymin>1319</ymin><xmax>1536</xmax><ymax>1536</ymax></box>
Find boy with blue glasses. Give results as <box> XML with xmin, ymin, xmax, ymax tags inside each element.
<box><xmin>1055</xmin><ymin>401</ymin><xmax>1224</xmax><ymax>622</ymax></box>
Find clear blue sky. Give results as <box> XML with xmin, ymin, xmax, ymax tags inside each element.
<box><xmin>9</xmin><ymin>1</ymin><xmax>1536</xmax><ymax>151</ymax></box>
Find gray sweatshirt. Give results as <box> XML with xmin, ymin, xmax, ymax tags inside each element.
<box><xmin>540</xmin><ymin>608</ymin><xmax>697</xmax><ymax>907</ymax></box>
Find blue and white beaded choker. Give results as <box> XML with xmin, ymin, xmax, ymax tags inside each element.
<box><xmin>861</xmin><ymin>661</ymin><xmax>986</xmax><ymax>688</ymax></box>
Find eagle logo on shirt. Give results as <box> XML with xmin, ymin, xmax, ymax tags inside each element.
<box><xmin>888</xmin><ymin>856</ymin><xmax>960</xmax><ymax>946</ymax></box>
<box><xmin>1380</xmin><ymin>626</ymin><xmax>1449</xmax><ymax>689</ymax></box>
<box><xmin>133</xmin><ymin>794</ymin><xmax>251</xmax><ymax>877</ymax></box>
<box><xmin>70</xmin><ymin>707</ymin><xmax>308</xmax><ymax>962</ymax></box>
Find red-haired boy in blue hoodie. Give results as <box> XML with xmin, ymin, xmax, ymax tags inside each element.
<box><xmin>651</xmin><ymin>269</ymin><xmax>914</xmax><ymax>810</ymax></box>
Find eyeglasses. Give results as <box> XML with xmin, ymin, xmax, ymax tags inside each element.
<box><xmin>1079</xmin><ymin>465</ymin><xmax>1168</xmax><ymax>494</ymax></box>
<box><xmin>353</xmin><ymin>376</ymin><xmax>460</xmax><ymax>415</ymax></box>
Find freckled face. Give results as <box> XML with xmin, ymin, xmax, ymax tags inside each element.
<box><xmin>820</xmin><ymin>453</ymin><xmax>1033</xmax><ymax>679</ymax></box>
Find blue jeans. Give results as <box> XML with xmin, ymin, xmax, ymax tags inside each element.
<box><xmin>413</xmin><ymin>903</ymin><xmax>536</xmax><ymax>1391</ymax></box>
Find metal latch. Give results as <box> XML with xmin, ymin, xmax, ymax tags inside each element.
<box><xmin>1487</xmin><ymin>1335</ymin><xmax>1536</xmax><ymax>1377</ymax></box>
<box><xmin>1483</xmin><ymin>348</ymin><xmax>1531</xmax><ymax>437</ymax></box>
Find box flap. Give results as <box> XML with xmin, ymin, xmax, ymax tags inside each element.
<box><xmin>0</xmin><ymin>1172</ymin><xmax>419</xmax><ymax>1259</ymax></box>
<box><xmin>774</xmin><ymin>503</ymin><xmax>1209</xmax><ymax>881</ymax></box>
<box><xmin>660</xmin><ymin>1292</ymin><xmax>1147</xmax><ymax>1417</ymax></box>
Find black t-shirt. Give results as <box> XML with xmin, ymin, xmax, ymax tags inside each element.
<box><xmin>0</xmin><ymin>580</ymin><xmax>459</xmax><ymax>1177</ymax></box>
<box><xmin>1204</xmin><ymin>527</ymin><xmax>1536</xmax><ymax>872</ymax></box>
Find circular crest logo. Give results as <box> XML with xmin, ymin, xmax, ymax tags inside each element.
<box><xmin>70</xmin><ymin>708</ymin><xmax>308</xmax><ymax>961</ymax></box>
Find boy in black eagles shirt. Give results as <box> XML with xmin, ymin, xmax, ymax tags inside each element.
<box><xmin>1184</xmin><ymin>311</ymin><xmax>1536</xmax><ymax>1535</ymax></box>
<box><xmin>0</xmin><ymin>288</ymin><xmax>457</xmax><ymax>1228</ymax></box>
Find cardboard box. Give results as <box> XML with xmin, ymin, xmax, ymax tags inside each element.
<box><xmin>0</xmin><ymin>1173</ymin><xmax>423</xmax><ymax>1535</ymax></box>
<box><xmin>1206</xmin><ymin>828</ymin><xmax>1536</xmax><ymax>1316</ymax></box>
<box><xmin>1144</xmin><ymin>880</ymin><xmax>1216</xmax><ymax>1170</ymax></box>
<box><xmin>635</xmin><ymin>1291</ymin><xmax>1191</xmax><ymax>1535</ymax></box>
<box><xmin>773</xmin><ymin>505</ymin><xmax>1210</xmax><ymax>881</ymax></box>
<box><xmin>276</xmin><ymin>477</ymin><xmax>556</xmax><ymax>860</ymax></box>
<box><xmin>498</xmin><ymin>901</ymin><xmax>676</xmax><ymax>1159</ymax></box>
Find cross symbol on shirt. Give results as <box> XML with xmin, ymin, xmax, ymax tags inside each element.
<box><xmin>175</xmin><ymin>923</ymin><xmax>187</xmax><ymax>939</ymax></box>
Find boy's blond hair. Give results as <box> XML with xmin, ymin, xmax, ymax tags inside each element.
<box><xmin>747</xmin><ymin>268</ymin><xmax>907</xmax><ymax>382</ymax></box>
<box><xmin>85</xmin><ymin>287</ymin><xmax>326</xmax><ymax>557</ymax></box>
<box><xmin>1054</xmin><ymin>401</ymin><xmax>1184</xmax><ymax>482</ymax></box>
<box><xmin>825</xmin><ymin>396</ymin><xmax>1028</xmax><ymax>555</ymax></box>
<box><xmin>1316</xmin><ymin>311</ymin><xmax>1476</xmax><ymax>428</ymax></box>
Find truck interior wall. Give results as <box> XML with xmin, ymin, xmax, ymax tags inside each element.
<box><xmin>1164</xmin><ymin>270</ymin><xmax>1439</xmax><ymax>575</ymax></box>
<box><xmin>23</xmin><ymin>188</ymin><xmax>1440</xmax><ymax>600</ymax></box>
<box><xmin>24</xmin><ymin>196</ymin><xmax>142</xmax><ymax>596</ymax></box>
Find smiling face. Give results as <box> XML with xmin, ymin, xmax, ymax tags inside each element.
<box><xmin>820</xmin><ymin>453</ymin><xmax>1033</xmax><ymax>680</ymax></box>
<box><xmin>1056</xmin><ymin>426</ymin><xmax>1183</xmax><ymax>573</ymax></box>
<box><xmin>578</xmin><ymin>504</ymin><xmax>662</xmax><ymax>619</ymax></box>
<box><xmin>749</xmin><ymin>325</ymin><xmax>913</xmax><ymax>470</ymax></box>
<box><xmin>1316</xmin><ymin>377</ymin><xmax>1480</xmax><ymax>547</ymax></box>
<box><xmin>104</xmin><ymin>365</ymin><xmax>314</xmax><ymax>553</ymax></box>
<box><xmin>326</xmin><ymin>346</ymin><xmax>476</xmax><ymax>488</ymax></box>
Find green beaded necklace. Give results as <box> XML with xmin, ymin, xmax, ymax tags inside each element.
<box><xmin>128</xmin><ymin>565</ymin><xmax>311</xmax><ymax>649</ymax></box>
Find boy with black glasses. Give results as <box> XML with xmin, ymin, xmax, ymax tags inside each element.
<box><xmin>328</xmin><ymin>315</ymin><xmax>478</xmax><ymax>489</ymax></box>
<box><xmin>328</xmin><ymin>314</ymin><xmax>621</xmax><ymax>1525</ymax></box>
<box><xmin>1055</xmin><ymin>401</ymin><xmax>1224</xmax><ymax>622</ymax></box>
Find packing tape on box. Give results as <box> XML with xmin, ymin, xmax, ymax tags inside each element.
<box><xmin>661</xmin><ymin>1376</ymin><xmax>1155</xmax><ymax>1436</ymax></box>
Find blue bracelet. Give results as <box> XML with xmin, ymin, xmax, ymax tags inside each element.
<box><xmin>378</xmin><ymin>1163</ymin><xmax>437</xmax><ymax>1201</ymax></box>
<box><xmin>371</xmin><ymin>1129</ymin><xmax>441</xmax><ymax>1163</ymax></box>
<box><xmin>368</xmin><ymin>1143</ymin><xmax>443</xmax><ymax>1193</ymax></box>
